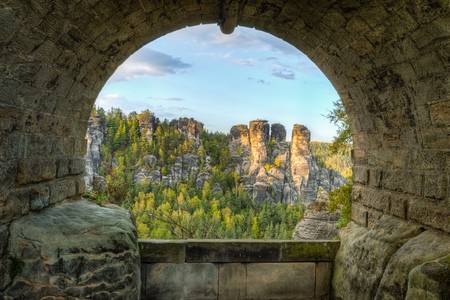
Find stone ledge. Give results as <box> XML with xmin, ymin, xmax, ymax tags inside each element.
<box><xmin>139</xmin><ymin>239</ymin><xmax>340</xmax><ymax>263</ymax></box>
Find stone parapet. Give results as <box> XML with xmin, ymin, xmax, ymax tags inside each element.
<box><xmin>139</xmin><ymin>239</ymin><xmax>339</xmax><ymax>299</ymax></box>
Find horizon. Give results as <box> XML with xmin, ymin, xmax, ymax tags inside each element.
<box><xmin>95</xmin><ymin>24</ymin><xmax>340</xmax><ymax>142</ymax></box>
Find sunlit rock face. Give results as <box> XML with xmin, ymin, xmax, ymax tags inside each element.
<box><xmin>230</xmin><ymin>121</ymin><xmax>346</xmax><ymax>204</ymax></box>
<box><xmin>84</xmin><ymin>115</ymin><xmax>105</xmax><ymax>191</ymax></box>
<box><xmin>290</xmin><ymin>124</ymin><xmax>312</xmax><ymax>201</ymax></box>
<box><xmin>248</xmin><ymin>120</ymin><xmax>270</xmax><ymax>175</ymax></box>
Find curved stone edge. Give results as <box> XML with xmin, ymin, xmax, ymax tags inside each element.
<box><xmin>333</xmin><ymin>217</ymin><xmax>450</xmax><ymax>300</ymax></box>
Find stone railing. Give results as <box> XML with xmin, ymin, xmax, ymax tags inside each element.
<box><xmin>139</xmin><ymin>239</ymin><xmax>340</xmax><ymax>300</ymax></box>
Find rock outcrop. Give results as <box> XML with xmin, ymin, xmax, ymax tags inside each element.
<box><xmin>84</xmin><ymin>114</ymin><xmax>346</xmax><ymax>206</ymax></box>
<box><xmin>248</xmin><ymin>120</ymin><xmax>270</xmax><ymax>174</ymax></box>
<box><xmin>138</xmin><ymin>110</ymin><xmax>158</xmax><ymax>142</ymax></box>
<box><xmin>3</xmin><ymin>199</ymin><xmax>140</xmax><ymax>299</ymax></box>
<box><xmin>84</xmin><ymin>115</ymin><xmax>105</xmax><ymax>191</ymax></box>
<box><xmin>333</xmin><ymin>217</ymin><xmax>450</xmax><ymax>300</ymax></box>
<box><xmin>292</xmin><ymin>189</ymin><xmax>340</xmax><ymax>240</ymax></box>
<box><xmin>170</xmin><ymin>117</ymin><xmax>203</xmax><ymax>145</ymax></box>
<box><xmin>229</xmin><ymin>121</ymin><xmax>347</xmax><ymax>204</ymax></box>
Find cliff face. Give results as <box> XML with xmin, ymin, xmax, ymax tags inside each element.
<box><xmin>84</xmin><ymin>115</ymin><xmax>105</xmax><ymax>191</ymax></box>
<box><xmin>170</xmin><ymin>117</ymin><xmax>203</xmax><ymax>145</ymax></box>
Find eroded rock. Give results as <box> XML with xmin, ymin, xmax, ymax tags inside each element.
<box><xmin>4</xmin><ymin>199</ymin><xmax>140</xmax><ymax>299</ymax></box>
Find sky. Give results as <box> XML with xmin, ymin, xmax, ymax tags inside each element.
<box><xmin>95</xmin><ymin>24</ymin><xmax>340</xmax><ymax>142</ymax></box>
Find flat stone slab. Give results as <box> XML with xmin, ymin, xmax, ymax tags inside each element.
<box><xmin>139</xmin><ymin>239</ymin><xmax>340</xmax><ymax>263</ymax></box>
<box><xmin>4</xmin><ymin>199</ymin><xmax>140</xmax><ymax>299</ymax></box>
<box><xmin>142</xmin><ymin>263</ymin><xmax>218</xmax><ymax>300</ymax></box>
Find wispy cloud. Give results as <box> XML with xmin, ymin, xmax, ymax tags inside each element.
<box><xmin>110</xmin><ymin>48</ymin><xmax>191</xmax><ymax>81</ymax></box>
<box><xmin>148</xmin><ymin>96</ymin><xmax>184</xmax><ymax>102</ymax></box>
<box><xmin>272</xmin><ymin>69</ymin><xmax>295</xmax><ymax>80</ymax></box>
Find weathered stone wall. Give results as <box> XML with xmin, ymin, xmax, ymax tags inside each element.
<box><xmin>139</xmin><ymin>240</ymin><xmax>339</xmax><ymax>299</ymax></box>
<box><xmin>0</xmin><ymin>0</ymin><xmax>449</xmax><ymax>298</ymax></box>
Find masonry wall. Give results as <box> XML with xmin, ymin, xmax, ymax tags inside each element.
<box><xmin>0</xmin><ymin>0</ymin><xmax>449</xmax><ymax>297</ymax></box>
<box><xmin>139</xmin><ymin>240</ymin><xmax>340</xmax><ymax>300</ymax></box>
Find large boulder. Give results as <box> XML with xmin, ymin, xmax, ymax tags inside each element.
<box><xmin>3</xmin><ymin>199</ymin><xmax>140</xmax><ymax>299</ymax></box>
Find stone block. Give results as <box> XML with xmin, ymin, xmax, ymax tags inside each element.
<box><xmin>143</xmin><ymin>263</ymin><xmax>218</xmax><ymax>299</ymax></box>
<box><xmin>353</xmin><ymin>165</ymin><xmax>368</xmax><ymax>184</ymax></box>
<box><xmin>69</xmin><ymin>158</ymin><xmax>85</xmax><ymax>175</ymax></box>
<box><xmin>423</xmin><ymin>173</ymin><xmax>447</xmax><ymax>200</ymax></box>
<box><xmin>408</xmin><ymin>198</ymin><xmax>450</xmax><ymax>233</ymax></box>
<box><xmin>218</xmin><ymin>263</ymin><xmax>246</xmax><ymax>299</ymax></box>
<box><xmin>186</xmin><ymin>240</ymin><xmax>280</xmax><ymax>263</ymax></box>
<box><xmin>139</xmin><ymin>240</ymin><xmax>186</xmax><ymax>263</ymax></box>
<box><xmin>368</xmin><ymin>168</ymin><xmax>382</xmax><ymax>187</ymax></box>
<box><xmin>29</xmin><ymin>184</ymin><xmax>50</xmax><ymax>211</ymax></box>
<box><xmin>49</xmin><ymin>178</ymin><xmax>77</xmax><ymax>204</ymax></box>
<box><xmin>56</xmin><ymin>158</ymin><xmax>69</xmax><ymax>178</ymax></box>
<box><xmin>280</xmin><ymin>241</ymin><xmax>340</xmax><ymax>262</ymax></box>
<box><xmin>16</xmin><ymin>158</ymin><xmax>57</xmax><ymax>185</ymax></box>
<box><xmin>351</xmin><ymin>202</ymin><xmax>368</xmax><ymax>227</ymax></box>
<box><xmin>389</xmin><ymin>193</ymin><xmax>409</xmax><ymax>219</ymax></box>
<box><xmin>429</xmin><ymin>100</ymin><xmax>450</xmax><ymax>126</ymax></box>
<box><xmin>315</xmin><ymin>262</ymin><xmax>331</xmax><ymax>297</ymax></box>
<box><xmin>246</xmin><ymin>263</ymin><xmax>315</xmax><ymax>299</ymax></box>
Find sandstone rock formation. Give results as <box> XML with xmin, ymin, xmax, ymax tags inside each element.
<box><xmin>333</xmin><ymin>218</ymin><xmax>450</xmax><ymax>300</ymax></box>
<box><xmin>3</xmin><ymin>199</ymin><xmax>140</xmax><ymax>299</ymax></box>
<box><xmin>84</xmin><ymin>115</ymin><xmax>105</xmax><ymax>191</ymax></box>
<box><xmin>170</xmin><ymin>117</ymin><xmax>203</xmax><ymax>145</ymax></box>
<box><xmin>138</xmin><ymin>110</ymin><xmax>158</xmax><ymax>142</ymax></box>
<box><xmin>229</xmin><ymin>121</ymin><xmax>347</xmax><ymax>204</ymax></box>
<box><xmin>84</xmin><ymin>114</ymin><xmax>346</xmax><ymax>206</ymax></box>
<box><xmin>292</xmin><ymin>189</ymin><xmax>340</xmax><ymax>240</ymax></box>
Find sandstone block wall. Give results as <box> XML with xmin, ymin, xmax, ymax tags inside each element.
<box><xmin>139</xmin><ymin>240</ymin><xmax>339</xmax><ymax>299</ymax></box>
<box><xmin>0</xmin><ymin>0</ymin><xmax>449</xmax><ymax>298</ymax></box>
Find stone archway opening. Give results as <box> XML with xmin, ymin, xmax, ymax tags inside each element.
<box><xmin>1</xmin><ymin>1</ymin><xmax>449</xmax><ymax>299</ymax></box>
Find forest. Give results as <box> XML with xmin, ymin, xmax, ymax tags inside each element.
<box><xmin>86</xmin><ymin>100</ymin><xmax>351</xmax><ymax>240</ymax></box>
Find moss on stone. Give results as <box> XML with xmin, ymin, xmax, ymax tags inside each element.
<box><xmin>9</xmin><ymin>257</ymin><xmax>24</xmax><ymax>280</ymax></box>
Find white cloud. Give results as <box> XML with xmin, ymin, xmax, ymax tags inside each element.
<box><xmin>148</xmin><ymin>96</ymin><xmax>184</xmax><ymax>102</ymax></box>
<box><xmin>95</xmin><ymin>93</ymin><xmax>125</xmax><ymax>107</ymax></box>
<box><xmin>110</xmin><ymin>48</ymin><xmax>191</xmax><ymax>81</ymax></box>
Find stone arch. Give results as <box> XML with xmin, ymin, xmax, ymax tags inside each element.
<box><xmin>1</xmin><ymin>1</ymin><xmax>449</xmax><ymax>299</ymax></box>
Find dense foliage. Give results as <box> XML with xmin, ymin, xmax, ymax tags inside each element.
<box><xmin>325</xmin><ymin>99</ymin><xmax>352</xmax><ymax>155</ymax></box>
<box><xmin>310</xmin><ymin>141</ymin><xmax>352</xmax><ymax>179</ymax></box>
<box><xmin>323</xmin><ymin>98</ymin><xmax>353</xmax><ymax>227</ymax></box>
<box><xmin>86</xmin><ymin>107</ymin><xmax>302</xmax><ymax>239</ymax></box>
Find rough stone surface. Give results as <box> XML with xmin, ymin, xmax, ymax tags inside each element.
<box><xmin>333</xmin><ymin>218</ymin><xmax>423</xmax><ymax>299</ymax></box>
<box><xmin>3</xmin><ymin>199</ymin><xmax>140</xmax><ymax>299</ymax></box>
<box><xmin>142</xmin><ymin>263</ymin><xmax>218</xmax><ymax>300</ymax></box>
<box><xmin>84</xmin><ymin>115</ymin><xmax>105</xmax><ymax>191</ymax></box>
<box><xmin>375</xmin><ymin>230</ymin><xmax>450</xmax><ymax>299</ymax></box>
<box><xmin>293</xmin><ymin>189</ymin><xmax>340</xmax><ymax>240</ymax></box>
<box><xmin>1</xmin><ymin>0</ymin><xmax>450</xmax><ymax>298</ymax></box>
<box><xmin>246</xmin><ymin>263</ymin><xmax>316</xmax><ymax>299</ymax></box>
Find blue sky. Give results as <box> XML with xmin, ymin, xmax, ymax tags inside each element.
<box><xmin>96</xmin><ymin>24</ymin><xmax>339</xmax><ymax>141</ymax></box>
